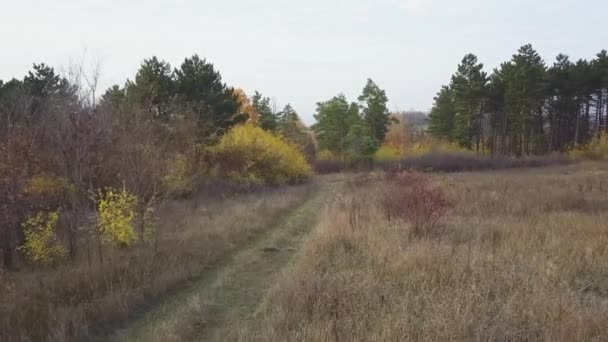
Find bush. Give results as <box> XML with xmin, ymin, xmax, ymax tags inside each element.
<box><xmin>381</xmin><ymin>172</ymin><xmax>452</xmax><ymax>237</ymax></box>
<box><xmin>373</xmin><ymin>144</ymin><xmax>404</xmax><ymax>162</ymax></box>
<box><xmin>568</xmin><ymin>133</ymin><xmax>608</xmax><ymax>160</ymax></box>
<box><xmin>18</xmin><ymin>211</ymin><xmax>66</xmax><ymax>265</ymax></box>
<box><xmin>97</xmin><ymin>187</ymin><xmax>139</xmax><ymax>248</ymax></box>
<box><xmin>161</xmin><ymin>153</ymin><xmax>194</xmax><ymax>196</ymax></box>
<box><xmin>211</xmin><ymin>124</ymin><xmax>312</xmax><ymax>186</ymax></box>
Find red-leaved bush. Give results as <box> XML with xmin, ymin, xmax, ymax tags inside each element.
<box><xmin>382</xmin><ymin>172</ymin><xmax>452</xmax><ymax>237</ymax></box>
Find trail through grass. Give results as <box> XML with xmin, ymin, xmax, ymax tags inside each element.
<box><xmin>110</xmin><ymin>179</ymin><xmax>337</xmax><ymax>341</ymax></box>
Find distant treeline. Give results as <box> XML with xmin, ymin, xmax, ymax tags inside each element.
<box><xmin>428</xmin><ymin>45</ymin><xmax>608</xmax><ymax>156</ymax></box>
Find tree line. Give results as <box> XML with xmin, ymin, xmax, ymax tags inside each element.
<box><xmin>0</xmin><ymin>55</ymin><xmax>312</xmax><ymax>269</ymax></box>
<box><xmin>428</xmin><ymin>45</ymin><xmax>608</xmax><ymax>156</ymax></box>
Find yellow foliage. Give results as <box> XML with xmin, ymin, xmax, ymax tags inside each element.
<box><xmin>568</xmin><ymin>133</ymin><xmax>608</xmax><ymax>160</ymax></box>
<box><xmin>403</xmin><ymin>138</ymin><xmax>469</xmax><ymax>157</ymax></box>
<box><xmin>19</xmin><ymin>211</ymin><xmax>66</xmax><ymax>265</ymax></box>
<box><xmin>373</xmin><ymin>138</ymin><xmax>469</xmax><ymax>162</ymax></box>
<box><xmin>161</xmin><ymin>153</ymin><xmax>193</xmax><ymax>195</ymax></box>
<box><xmin>233</xmin><ymin>88</ymin><xmax>259</xmax><ymax>123</ymax></box>
<box><xmin>373</xmin><ymin>144</ymin><xmax>405</xmax><ymax>162</ymax></box>
<box><xmin>97</xmin><ymin>188</ymin><xmax>139</xmax><ymax>247</ymax></box>
<box><xmin>316</xmin><ymin>149</ymin><xmax>336</xmax><ymax>161</ymax></box>
<box><xmin>26</xmin><ymin>174</ymin><xmax>74</xmax><ymax>198</ymax></box>
<box><xmin>212</xmin><ymin>123</ymin><xmax>312</xmax><ymax>186</ymax></box>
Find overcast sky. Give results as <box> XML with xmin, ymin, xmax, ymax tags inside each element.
<box><xmin>2</xmin><ymin>0</ymin><xmax>607</xmax><ymax>124</ymax></box>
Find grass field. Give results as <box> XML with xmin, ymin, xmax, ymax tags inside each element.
<box><xmin>254</xmin><ymin>162</ymin><xmax>608</xmax><ymax>341</ymax></box>
<box><xmin>3</xmin><ymin>163</ymin><xmax>608</xmax><ymax>341</ymax></box>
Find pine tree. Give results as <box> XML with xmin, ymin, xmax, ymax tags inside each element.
<box><xmin>358</xmin><ymin>79</ymin><xmax>391</xmax><ymax>143</ymax></box>
<box><xmin>252</xmin><ymin>91</ymin><xmax>277</xmax><ymax>132</ymax></box>
<box><xmin>312</xmin><ymin>94</ymin><xmax>360</xmax><ymax>158</ymax></box>
<box><xmin>174</xmin><ymin>55</ymin><xmax>246</xmax><ymax>137</ymax></box>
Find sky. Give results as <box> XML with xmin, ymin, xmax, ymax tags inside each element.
<box><xmin>1</xmin><ymin>0</ymin><xmax>608</xmax><ymax>124</ymax></box>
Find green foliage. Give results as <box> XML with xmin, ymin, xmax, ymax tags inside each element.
<box><xmin>427</xmin><ymin>86</ymin><xmax>456</xmax><ymax>140</ymax></box>
<box><xmin>358</xmin><ymin>78</ymin><xmax>391</xmax><ymax>143</ymax></box>
<box><xmin>125</xmin><ymin>57</ymin><xmax>175</xmax><ymax>121</ymax></box>
<box><xmin>97</xmin><ymin>188</ymin><xmax>139</xmax><ymax>248</ymax></box>
<box><xmin>19</xmin><ymin>211</ymin><xmax>66</xmax><ymax>265</ymax></box>
<box><xmin>211</xmin><ymin>124</ymin><xmax>312</xmax><ymax>186</ymax></box>
<box><xmin>174</xmin><ymin>55</ymin><xmax>247</xmax><ymax>137</ymax></box>
<box><xmin>312</xmin><ymin>94</ymin><xmax>360</xmax><ymax>157</ymax></box>
<box><xmin>277</xmin><ymin>104</ymin><xmax>316</xmax><ymax>160</ymax></box>
<box><xmin>345</xmin><ymin>119</ymin><xmax>379</xmax><ymax>160</ymax></box>
<box><xmin>253</xmin><ymin>91</ymin><xmax>278</xmax><ymax>132</ymax></box>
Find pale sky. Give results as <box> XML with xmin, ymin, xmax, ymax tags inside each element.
<box><xmin>1</xmin><ymin>0</ymin><xmax>607</xmax><ymax>124</ymax></box>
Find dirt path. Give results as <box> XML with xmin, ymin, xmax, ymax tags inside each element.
<box><xmin>109</xmin><ymin>180</ymin><xmax>335</xmax><ymax>342</ymax></box>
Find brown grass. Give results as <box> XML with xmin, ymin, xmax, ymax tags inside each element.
<box><xmin>256</xmin><ymin>162</ymin><xmax>608</xmax><ymax>341</ymax></box>
<box><xmin>0</xmin><ymin>184</ymin><xmax>312</xmax><ymax>341</ymax></box>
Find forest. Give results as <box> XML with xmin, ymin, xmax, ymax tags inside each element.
<box><xmin>427</xmin><ymin>44</ymin><xmax>608</xmax><ymax>156</ymax></box>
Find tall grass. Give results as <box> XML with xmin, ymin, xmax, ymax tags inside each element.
<box><xmin>257</xmin><ymin>163</ymin><xmax>608</xmax><ymax>341</ymax></box>
<box><xmin>0</xmin><ymin>184</ymin><xmax>312</xmax><ymax>341</ymax></box>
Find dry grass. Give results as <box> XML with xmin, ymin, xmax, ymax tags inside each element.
<box><xmin>0</xmin><ymin>184</ymin><xmax>313</xmax><ymax>341</ymax></box>
<box><xmin>256</xmin><ymin>162</ymin><xmax>608</xmax><ymax>341</ymax></box>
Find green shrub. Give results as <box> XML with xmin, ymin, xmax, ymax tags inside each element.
<box><xmin>211</xmin><ymin>124</ymin><xmax>312</xmax><ymax>186</ymax></box>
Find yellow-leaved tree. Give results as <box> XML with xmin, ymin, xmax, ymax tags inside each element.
<box><xmin>97</xmin><ymin>187</ymin><xmax>139</xmax><ymax>248</ymax></box>
<box><xmin>19</xmin><ymin>211</ymin><xmax>66</xmax><ymax>265</ymax></box>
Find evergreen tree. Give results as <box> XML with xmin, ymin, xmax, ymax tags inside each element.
<box><xmin>252</xmin><ymin>91</ymin><xmax>277</xmax><ymax>132</ymax></box>
<box><xmin>358</xmin><ymin>79</ymin><xmax>391</xmax><ymax>143</ymax></box>
<box><xmin>174</xmin><ymin>55</ymin><xmax>246</xmax><ymax>137</ymax></box>
<box><xmin>427</xmin><ymin>85</ymin><xmax>456</xmax><ymax>139</ymax></box>
<box><xmin>125</xmin><ymin>57</ymin><xmax>174</xmax><ymax>121</ymax></box>
<box><xmin>312</xmin><ymin>94</ymin><xmax>359</xmax><ymax>158</ymax></box>
<box><xmin>450</xmin><ymin>54</ymin><xmax>487</xmax><ymax>150</ymax></box>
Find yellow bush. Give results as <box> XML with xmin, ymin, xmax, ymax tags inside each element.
<box><xmin>97</xmin><ymin>187</ymin><xmax>139</xmax><ymax>247</ymax></box>
<box><xmin>19</xmin><ymin>211</ymin><xmax>66</xmax><ymax>265</ymax></box>
<box><xmin>316</xmin><ymin>149</ymin><xmax>336</xmax><ymax>161</ymax></box>
<box><xmin>373</xmin><ymin>144</ymin><xmax>405</xmax><ymax>162</ymax></box>
<box><xmin>211</xmin><ymin>124</ymin><xmax>312</xmax><ymax>186</ymax></box>
<box><xmin>569</xmin><ymin>133</ymin><xmax>608</xmax><ymax>160</ymax></box>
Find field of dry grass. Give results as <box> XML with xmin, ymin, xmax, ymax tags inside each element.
<box><xmin>0</xmin><ymin>184</ymin><xmax>313</xmax><ymax>341</ymax></box>
<box><xmin>255</xmin><ymin>162</ymin><xmax>608</xmax><ymax>341</ymax></box>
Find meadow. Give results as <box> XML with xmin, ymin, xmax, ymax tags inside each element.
<box><xmin>254</xmin><ymin>162</ymin><xmax>608</xmax><ymax>341</ymax></box>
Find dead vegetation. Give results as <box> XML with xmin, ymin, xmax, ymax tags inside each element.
<box><xmin>256</xmin><ymin>162</ymin><xmax>608</xmax><ymax>341</ymax></box>
<box><xmin>0</xmin><ymin>184</ymin><xmax>312</xmax><ymax>341</ymax></box>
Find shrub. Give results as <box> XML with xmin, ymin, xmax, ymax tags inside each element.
<box><xmin>381</xmin><ymin>172</ymin><xmax>451</xmax><ymax>237</ymax></box>
<box><xmin>161</xmin><ymin>153</ymin><xmax>194</xmax><ymax>195</ymax></box>
<box><xmin>18</xmin><ymin>211</ymin><xmax>66</xmax><ymax>265</ymax></box>
<box><xmin>373</xmin><ymin>144</ymin><xmax>405</xmax><ymax>162</ymax></box>
<box><xmin>316</xmin><ymin>149</ymin><xmax>336</xmax><ymax>161</ymax></box>
<box><xmin>211</xmin><ymin>124</ymin><xmax>312</xmax><ymax>186</ymax></box>
<box><xmin>97</xmin><ymin>187</ymin><xmax>139</xmax><ymax>247</ymax></box>
<box><xmin>568</xmin><ymin>133</ymin><xmax>608</xmax><ymax>160</ymax></box>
